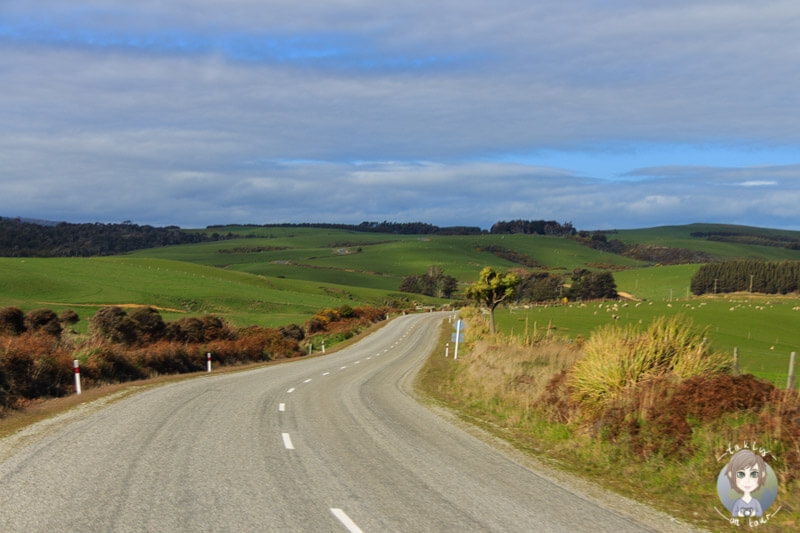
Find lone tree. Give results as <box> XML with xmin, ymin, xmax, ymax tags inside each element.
<box><xmin>465</xmin><ymin>267</ymin><xmax>520</xmax><ymax>334</ymax></box>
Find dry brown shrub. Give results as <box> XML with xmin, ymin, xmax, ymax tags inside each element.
<box><xmin>0</xmin><ymin>333</ymin><xmax>74</xmax><ymax>401</ymax></box>
<box><xmin>539</xmin><ymin>370</ymin><xmax>574</xmax><ymax>423</ymax></box>
<box><xmin>669</xmin><ymin>374</ymin><xmax>774</xmax><ymax>423</ymax></box>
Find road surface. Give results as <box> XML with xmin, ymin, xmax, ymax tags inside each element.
<box><xmin>0</xmin><ymin>313</ymin><xmax>682</xmax><ymax>532</ymax></box>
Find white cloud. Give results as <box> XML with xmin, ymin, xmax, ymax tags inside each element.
<box><xmin>1</xmin><ymin>1</ymin><xmax>800</xmax><ymax>229</ymax></box>
<box><xmin>739</xmin><ymin>180</ymin><xmax>778</xmax><ymax>187</ymax></box>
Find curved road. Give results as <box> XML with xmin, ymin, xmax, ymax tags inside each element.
<box><xmin>0</xmin><ymin>313</ymin><xmax>672</xmax><ymax>532</ymax></box>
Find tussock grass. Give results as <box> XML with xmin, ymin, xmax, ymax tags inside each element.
<box><xmin>418</xmin><ymin>309</ymin><xmax>800</xmax><ymax>531</ymax></box>
<box><xmin>568</xmin><ymin>315</ymin><xmax>732</xmax><ymax>415</ymax></box>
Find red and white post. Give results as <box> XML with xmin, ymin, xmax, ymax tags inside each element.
<box><xmin>445</xmin><ymin>343</ymin><xmax>449</xmax><ymax>358</ymax></box>
<box><xmin>73</xmin><ymin>359</ymin><xmax>82</xmax><ymax>395</ymax></box>
<box><xmin>207</xmin><ymin>352</ymin><xmax>211</xmax><ymax>373</ymax></box>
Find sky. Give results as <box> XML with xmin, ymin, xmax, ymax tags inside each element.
<box><xmin>2</xmin><ymin>0</ymin><xmax>799</xmax><ymax>231</ymax></box>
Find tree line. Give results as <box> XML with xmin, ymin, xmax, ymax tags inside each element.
<box><xmin>399</xmin><ymin>266</ymin><xmax>459</xmax><ymax>298</ymax></box>
<box><xmin>212</xmin><ymin>221</ymin><xmax>484</xmax><ymax>235</ymax></box>
<box><xmin>0</xmin><ymin>218</ymin><xmax>232</xmax><ymax>257</ymax></box>
<box><xmin>691</xmin><ymin>260</ymin><xmax>800</xmax><ymax>295</ymax></box>
<box><xmin>690</xmin><ymin>230</ymin><xmax>800</xmax><ymax>250</ymax></box>
<box><xmin>570</xmin><ymin>231</ymin><xmax>715</xmax><ymax>264</ymax></box>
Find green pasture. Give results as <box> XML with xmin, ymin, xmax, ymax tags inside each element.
<box><xmin>613</xmin><ymin>264</ymin><xmax>701</xmax><ymax>301</ymax></box>
<box><xmin>0</xmin><ymin>257</ymin><xmax>438</xmax><ymax>330</ymax></box>
<box><xmin>130</xmin><ymin>232</ymin><xmax>646</xmax><ymax>292</ymax></box>
<box><xmin>612</xmin><ymin>223</ymin><xmax>800</xmax><ymax>261</ymax></box>
<box><xmin>496</xmin><ymin>296</ymin><xmax>800</xmax><ymax>388</ymax></box>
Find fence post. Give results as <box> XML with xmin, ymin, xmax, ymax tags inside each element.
<box><xmin>74</xmin><ymin>359</ymin><xmax>82</xmax><ymax>395</ymax></box>
<box><xmin>788</xmin><ymin>352</ymin><xmax>797</xmax><ymax>390</ymax></box>
<box><xmin>733</xmin><ymin>347</ymin><xmax>739</xmax><ymax>376</ymax></box>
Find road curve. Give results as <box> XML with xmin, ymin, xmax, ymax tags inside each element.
<box><xmin>0</xmin><ymin>313</ymin><xmax>669</xmax><ymax>532</ymax></box>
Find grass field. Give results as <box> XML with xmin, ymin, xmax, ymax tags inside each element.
<box><xmin>0</xmin><ymin>256</ymin><xmax>439</xmax><ymax>330</ymax></box>
<box><xmin>129</xmin><ymin>229</ymin><xmax>647</xmax><ymax>292</ymax></box>
<box><xmin>5</xmin><ymin>224</ymin><xmax>800</xmax><ymax>378</ymax></box>
<box><xmin>496</xmin><ymin>296</ymin><xmax>800</xmax><ymax>388</ymax></box>
<box><xmin>612</xmin><ymin>223</ymin><xmax>800</xmax><ymax>261</ymax></box>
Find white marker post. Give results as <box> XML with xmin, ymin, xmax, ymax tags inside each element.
<box><xmin>73</xmin><ymin>359</ymin><xmax>82</xmax><ymax>395</ymax></box>
<box><xmin>207</xmin><ymin>352</ymin><xmax>211</xmax><ymax>373</ymax></box>
<box><xmin>322</xmin><ymin>342</ymin><xmax>326</xmax><ymax>353</ymax></box>
<box><xmin>445</xmin><ymin>343</ymin><xmax>449</xmax><ymax>358</ymax></box>
<box><xmin>452</xmin><ymin>319</ymin><xmax>465</xmax><ymax>360</ymax></box>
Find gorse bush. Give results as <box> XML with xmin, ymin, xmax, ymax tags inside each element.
<box><xmin>567</xmin><ymin>315</ymin><xmax>731</xmax><ymax>415</ymax></box>
<box><xmin>0</xmin><ymin>305</ymin><xmax>386</xmax><ymax>410</ymax></box>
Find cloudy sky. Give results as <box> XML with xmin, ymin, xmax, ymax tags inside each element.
<box><xmin>2</xmin><ymin>0</ymin><xmax>799</xmax><ymax>230</ymax></box>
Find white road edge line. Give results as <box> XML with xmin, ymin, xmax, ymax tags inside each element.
<box><xmin>330</xmin><ymin>508</ymin><xmax>364</xmax><ymax>533</ymax></box>
<box><xmin>278</xmin><ymin>403</ymin><xmax>285</xmax><ymax>412</ymax></box>
<box><xmin>282</xmin><ymin>432</ymin><xmax>295</xmax><ymax>450</ymax></box>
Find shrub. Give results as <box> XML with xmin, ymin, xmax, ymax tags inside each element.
<box><xmin>0</xmin><ymin>307</ymin><xmax>26</xmax><ymax>336</ymax></box>
<box><xmin>200</xmin><ymin>314</ymin><xmax>233</xmax><ymax>341</ymax></box>
<box><xmin>88</xmin><ymin>344</ymin><xmax>147</xmax><ymax>382</ymax></box>
<box><xmin>175</xmin><ymin>317</ymin><xmax>204</xmax><ymax>343</ymax></box>
<box><xmin>568</xmin><ymin>315</ymin><xmax>731</xmax><ymax>415</ymax></box>
<box><xmin>280</xmin><ymin>323</ymin><xmax>305</xmax><ymax>341</ymax></box>
<box><xmin>129</xmin><ymin>307</ymin><xmax>165</xmax><ymax>343</ymax></box>
<box><xmin>58</xmin><ymin>309</ymin><xmax>80</xmax><ymax>327</ymax></box>
<box><xmin>140</xmin><ymin>341</ymin><xmax>200</xmax><ymax>375</ymax></box>
<box><xmin>91</xmin><ymin>307</ymin><xmax>138</xmax><ymax>345</ymax></box>
<box><xmin>304</xmin><ymin>315</ymin><xmax>328</xmax><ymax>335</ymax></box>
<box><xmin>24</xmin><ymin>308</ymin><xmax>62</xmax><ymax>337</ymax></box>
<box><xmin>0</xmin><ymin>333</ymin><xmax>73</xmax><ymax>399</ymax></box>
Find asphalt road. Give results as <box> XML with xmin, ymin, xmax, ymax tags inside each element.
<box><xmin>0</xmin><ymin>313</ymin><xmax>675</xmax><ymax>532</ymax></box>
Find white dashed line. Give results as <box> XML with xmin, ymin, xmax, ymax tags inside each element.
<box><xmin>278</xmin><ymin>403</ymin><xmax>286</xmax><ymax>412</ymax></box>
<box><xmin>354</xmin><ymin>361</ymin><xmax>360</xmax><ymax>365</ymax></box>
<box><xmin>322</xmin><ymin>372</ymin><xmax>330</xmax><ymax>376</ymax></box>
<box><xmin>330</xmin><ymin>508</ymin><xmax>364</xmax><ymax>533</ymax></box>
<box><xmin>366</xmin><ymin>357</ymin><xmax>371</xmax><ymax>360</ymax></box>
<box><xmin>282</xmin><ymin>433</ymin><xmax>295</xmax><ymax>450</ymax></box>
<box><xmin>287</xmin><ymin>387</ymin><xmax>295</xmax><ymax>393</ymax></box>
<box><xmin>303</xmin><ymin>378</ymin><xmax>312</xmax><ymax>383</ymax></box>
<box><xmin>340</xmin><ymin>366</ymin><xmax>347</xmax><ymax>370</ymax></box>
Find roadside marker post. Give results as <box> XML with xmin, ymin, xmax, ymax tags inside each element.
<box><xmin>74</xmin><ymin>360</ymin><xmax>82</xmax><ymax>395</ymax></box>
<box><xmin>322</xmin><ymin>342</ymin><xmax>326</xmax><ymax>353</ymax></box>
<box><xmin>445</xmin><ymin>343</ymin><xmax>449</xmax><ymax>358</ymax></box>
<box><xmin>452</xmin><ymin>319</ymin><xmax>466</xmax><ymax>360</ymax></box>
<box><xmin>207</xmin><ymin>352</ymin><xmax>211</xmax><ymax>373</ymax></box>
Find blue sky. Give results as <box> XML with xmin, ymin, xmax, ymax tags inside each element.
<box><xmin>1</xmin><ymin>1</ymin><xmax>799</xmax><ymax>230</ymax></box>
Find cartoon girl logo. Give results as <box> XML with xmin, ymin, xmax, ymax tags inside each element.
<box><xmin>716</xmin><ymin>449</ymin><xmax>779</xmax><ymax>519</ymax></box>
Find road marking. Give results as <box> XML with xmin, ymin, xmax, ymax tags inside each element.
<box><xmin>282</xmin><ymin>433</ymin><xmax>294</xmax><ymax>450</ymax></box>
<box><xmin>278</xmin><ymin>403</ymin><xmax>286</xmax><ymax>412</ymax></box>
<box><xmin>354</xmin><ymin>361</ymin><xmax>360</xmax><ymax>365</ymax></box>
<box><xmin>366</xmin><ymin>356</ymin><xmax>371</xmax><ymax>360</ymax></box>
<box><xmin>330</xmin><ymin>508</ymin><xmax>364</xmax><ymax>533</ymax></box>
<box><xmin>340</xmin><ymin>366</ymin><xmax>347</xmax><ymax>370</ymax></box>
<box><xmin>303</xmin><ymin>378</ymin><xmax>312</xmax><ymax>383</ymax></box>
<box><xmin>287</xmin><ymin>387</ymin><xmax>295</xmax><ymax>393</ymax></box>
<box><xmin>322</xmin><ymin>371</ymin><xmax>330</xmax><ymax>376</ymax></box>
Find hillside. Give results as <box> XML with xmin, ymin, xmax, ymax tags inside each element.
<box><xmin>0</xmin><ymin>257</ymin><xmax>436</xmax><ymax>329</ymax></box>
<box><xmin>610</xmin><ymin>223</ymin><xmax>800</xmax><ymax>261</ymax></box>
